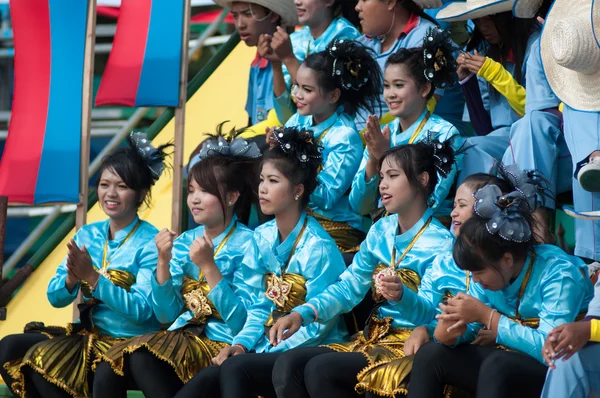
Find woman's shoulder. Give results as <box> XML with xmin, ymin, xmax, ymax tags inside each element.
<box><xmin>330</xmin><ymin>17</ymin><xmax>360</xmax><ymax>39</ymax></box>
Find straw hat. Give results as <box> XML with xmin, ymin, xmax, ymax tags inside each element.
<box><xmin>512</xmin><ymin>0</ymin><xmax>543</xmax><ymax>18</ymax></box>
<box><xmin>413</xmin><ymin>0</ymin><xmax>444</xmax><ymax>10</ymax></box>
<box><xmin>435</xmin><ymin>0</ymin><xmax>515</xmax><ymax>22</ymax></box>
<box><xmin>213</xmin><ymin>0</ymin><xmax>298</xmax><ymax>26</ymax></box>
<box><xmin>540</xmin><ymin>0</ymin><xmax>600</xmax><ymax>111</ymax></box>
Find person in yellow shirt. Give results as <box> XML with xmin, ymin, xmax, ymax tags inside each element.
<box><xmin>541</xmin><ymin>274</ymin><xmax>600</xmax><ymax>398</ymax></box>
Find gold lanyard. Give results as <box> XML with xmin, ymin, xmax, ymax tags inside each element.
<box><xmin>514</xmin><ymin>253</ymin><xmax>536</xmax><ymax>320</ymax></box>
<box><xmin>101</xmin><ymin>220</ymin><xmax>141</xmax><ymax>271</ymax></box>
<box><xmin>389</xmin><ymin>217</ymin><xmax>432</xmax><ymax>270</ymax></box>
<box><xmin>198</xmin><ymin>222</ymin><xmax>237</xmax><ymax>281</ymax></box>
<box><xmin>466</xmin><ymin>271</ymin><xmax>471</xmax><ymax>293</ymax></box>
<box><xmin>407</xmin><ymin>112</ymin><xmax>430</xmax><ymax>144</ymax></box>
<box><xmin>281</xmin><ymin>218</ymin><xmax>308</xmax><ymax>274</ymax></box>
<box><xmin>317</xmin><ymin>127</ymin><xmax>331</xmax><ymax>144</ymax></box>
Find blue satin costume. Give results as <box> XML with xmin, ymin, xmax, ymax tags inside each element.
<box><xmin>285</xmin><ymin>109</ymin><xmax>365</xmax><ymax>233</ymax></box>
<box><xmin>274</xmin><ymin>17</ymin><xmax>360</xmax><ymax>124</ymax></box>
<box><xmin>455</xmin><ymin>245</ymin><xmax>593</xmax><ymax>364</ymax></box>
<box><xmin>294</xmin><ymin>208</ymin><xmax>454</xmax><ymax>330</ymax></box>
<box><xmin>232</xmin><ymin>212</ymin><xmax>348</xmax><ymax>353</ymax></box>
<box><xmin>541</xmin><ymin>278</ymin><xmax>600</xmax><ymax>398</ymax></box>
<box><xmin>48</xmin><ymin>217</ymin><xmax>162</xmax><ymax>337</ymax></box>
<box><xmin>348</xmin><ymin>109</ymin><xmax>464</xmax><ymax>217</ymax></box>
<box><xmin>151</xmin><ymin>217</ymin><xmax>258</xmax><ymax>342</ymax></box>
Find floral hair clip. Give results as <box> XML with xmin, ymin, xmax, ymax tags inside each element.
<box><xmin>473</xmin><ymin>185</ymin><xmax>532</xmax><ymax>243</ymax></box>
<box><xmin>329</xmin><ymin>39</ymin><xmax>369</xmax><ymax>91</ymax></box>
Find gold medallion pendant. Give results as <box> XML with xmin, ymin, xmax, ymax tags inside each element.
<box><xmin>373</xmin><ymin>266</ymin><xmax>397</xmax><ymax>295</ymax></box>
<box><xmin>265</xmin><ymin>274</ymin><xmax>292</xmax><ymax>308</ymax></box>
<box><xmin>184</xmin><ymin>289</ymin><xmax>212</xmax><ymax>319</ymax></box>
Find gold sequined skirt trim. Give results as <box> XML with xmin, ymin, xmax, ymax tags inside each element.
<box><xmin>6</xmin><ymin>329</ymin><xmax>121</xmax><ymax>398</ymax></box>
<box><xmin>324</xmin><ymin>320</ymin><xmax>413</xmax><ymax>397</ymax></box>
<box><xmin>96</xmin><ymin>329</ymin><xmax>228</xmax><ymax>384</ymax></box>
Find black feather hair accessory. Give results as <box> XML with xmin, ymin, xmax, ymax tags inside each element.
<box><xmin>128</xmin><ymin>132</ymin><xmax>173</xmax><ymax>182</ymax></box>
<box><xmin>422</xmin><ymin>131</ymin><xmax>467</xmax><ymax>178</ymax></box>
<box><xmin>271</xmin><ymin>126</ymin><xmax>323</xmax><ymax>166</ymax></box>
<box><xmin>498</xmin><ymin>163</ymin><xmax>553</xmax><ymax>212</ymax></box>
<box><xmin>328</xmin><ymin>39</ymin><xmax>372</xmax><ymax>91</ymax></box>
<box><xmin>422</xmin><ymin>27</ymin><xmax>458</xmax><ymax>89</ymax></box>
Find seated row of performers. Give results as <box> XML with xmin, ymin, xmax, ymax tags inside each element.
<box><xmin>0</xmin><ymin>120</ymin><xmax>596</xmax><ymax>398</ymax></box>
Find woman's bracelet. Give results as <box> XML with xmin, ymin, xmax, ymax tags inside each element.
<box><xmin>487</xmin><ymin>309</ymin><xmax>497</xmax><ymax>330</ymax></box>
<box><xmin>233</xmin><ymin>344</ymin><xmax>247</xmax><ymax>354</ymax></box>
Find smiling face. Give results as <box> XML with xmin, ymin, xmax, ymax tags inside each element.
<box><xmin>451</xmin><ymin>183</ymin><xmax>476</xmax><ymax>237</ymax></box>
<box><xmin>355</xmin><ymin>0</ymin><xmax>395</xmax><ymax>37</ymax></box>
<box><xmin>230</xmin><ymin>2</ymin><xmax>278</xmax><ymax>47</ymax></box>
<box><xmin>259</xmin><ymin>160</ymin><xmax>304</xmax><ymax>216</ymax></box>
<box><xmin>383</xmin><ymin>63</ymin><xmax>430</xmax><ymax>119</ymax></box>
<box><xmin>98</xmin><ymin>168</ymin><xmax>141</xmax><ymax>222</ymax></box>
<box><xmin>378</xmin><ymin>157</ymin><xmax>421</xmax><ymax>214</ymax></box>
<box><xmin>186</xmin><ymin>177</ymin><xmax>226</xmax><ymax>227</ymax></box>
<box><xmin>294</xmin><ymin>64</ymin><xmax>338</xmax><ymax>120</ymax></box>
<box><xmin>294</xmin><ymin>0</ymin><xmax>334</xmax><ymax>27</ymax></box>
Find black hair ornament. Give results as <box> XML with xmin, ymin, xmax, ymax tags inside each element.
<box><xmin>271</xmin><ymin>126</ymin><xmax>323</xmax><ymax>165</ymax></box>
<box><xmin>128</xmin><ymin>132</ymin><xmax>173</xmax><ymax>182</ymax></box>
<box><xmin>422</xmin><ymin>132</ymin><xmax>468</xmax><ymax>178</ymax></box>
<box><xmin>329</xmin><ymin>39</ymin><xmax>371</xmax><ymax>91</ymax></box>
<box><xmin>422</xmin><ymin>27</ymin><xmax>458</xmax><ymax>89</ymax></box>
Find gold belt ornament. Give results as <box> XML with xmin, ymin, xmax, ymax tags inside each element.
<box><xmin>265</xmin><ymin>273</ymin><xmax>293</xmax><ymax>308</ymax></box>
<box><xmin>184</xmin><ymin>289</ymin><xmax>212</xmax><ymax>320</ymax></box>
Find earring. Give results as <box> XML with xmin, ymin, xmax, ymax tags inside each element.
<box><xmin>228</xmin><ymin>201</ymin><xmax>233</xmax><ymax>206</ymax></box>
<box><xmin>294</xmin><ymin>195</ymin><xmax>300</xmax><ymax>201</ymax></box>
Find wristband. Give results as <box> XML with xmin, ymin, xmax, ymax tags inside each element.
<box><xmin>233</xmin><ymin>344</ymin><xmax>247</xmax><ymax>354</ymax></box>
<box><xmin>305</xmin><ymin>303</ymin><xmax>319</xmax><ymax>321</ymax></box>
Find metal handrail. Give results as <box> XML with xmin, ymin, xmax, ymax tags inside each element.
<box><xmin>2</xmin><ymin>9</ymin><xmax>231</xmax><ymax>278</ymax></box>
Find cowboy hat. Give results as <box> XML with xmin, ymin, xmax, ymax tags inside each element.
<box><xmin>413</xmin><ymin>0</ymin><xmax>444</xmax><ymax>10</ymax></box>
<box><xmin>512</xmin><ymin>0</ymin><xmax>543</xmax><ymax>18</ymax></box>
<box><xmin>213</xmin><ymin>0</ymin><xmax>298</xmax><ymax>26</ymax></box>
<box><xmin>435</xmin><ymin>0</ymin><xmax>514</xmax><ymax>22</ymax></box>
<box><xmin>540</xmin><ymin>0</ymin><xmax>600</xmax><ymax>111</ymax></box>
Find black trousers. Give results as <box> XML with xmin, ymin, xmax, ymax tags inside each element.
<box><xmin>270</xmin><ymin>346</ymin><xmax>388</xmax><ymax>398</ymax></box>
<box><xmin>407</xmin><ymin>341</ymin><xmax>548</xmax><ymax>398</ymax></box>
<box><xmin>124</xmin><ymin>347</ymin><xmax>185</xmax><ymax>398</ymax></box>
<box><xmin>0</xmin><ymin>333</ymin><xmax>49</xmax><ymax>397</ymax></box>
<box><xmin>93</xmin><ymin>359</ymin><xmax>138</xmax><ymax>398</ymax></box>
<box><xmin>173</xmin><ymin>365</ymin><xmax>221</xmax><ymax>398</ymax></box>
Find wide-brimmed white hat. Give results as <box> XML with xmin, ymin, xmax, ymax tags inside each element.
<box><xmin>435</xmin><ymin>0</ymin><xmax>514</xmax><ymax>22</ymax></box>
<box><xmin>512</xmin><ymin>0</ymin><xmax>543</xmax><ymax>18</ymax></box>
<box><xmin>413</xmin><ymin>0</ymin><xmax>444</xmax><ymax>10</ymax></box>
<box><xmin>213</xmin><ymin>0</ymin><xmax>298</xmax><ymax>26</ymax></box>
<box><xmin>540</xmin><ymin>0</ymin><xmax>600</xmax><ymax>111</ymax></box>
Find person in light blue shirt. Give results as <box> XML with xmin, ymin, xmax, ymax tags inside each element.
<box><xmin>261</xmin><ymin>0</ymin><xmax>360</xmax><ymax>124</ymax></box>
<box><xmin>174</xmin><ymin>127</ymin><xmax>347</xmax><ymax>398</ymax></box>
<box><xmin>278</xmin><ymin>39</ymin><xmax>382</xmax><ymax>253</ymax></box>
<box><xmin>267</xmin><ymin>139</ymin><xmax>457</xmax><ymax>398</ymax></box>
<box><xmin>408</xmin><ymin>184</ymin><xmax>593</xmax><ymax>398</ymax></box>
<box><xmin>213</xmin><ymin>0</ymin><xmax>298</xmax><ymax>125</ymax></box>
<box><xmin>92</xmin><ymin>133</ymin><xmax>263</xmax><ymax>398</ymax></box>
<box><xmin>454</xmin><ymin>11</ymin><xmax>540</xmax><ymax>180</ymax></box>
<box><xmin>0</xmin><ymin>133</ymin><xmax>169</xmax><ymax>398</ymax></box>
<box><xmin>353</xmin><ymin>0</ymin><xmax>466</xmax><ymax>133</ymax></box>
<box><xmin>350</xmin><ymin>28</ymin><xmax>464</xmax><ymax>219</ymax></box>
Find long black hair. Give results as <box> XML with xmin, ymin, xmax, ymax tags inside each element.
<box><xmin>303</xmin><ymin>39</ymin><xmax>383</xmax><ymax>116</ymax></box>
<box><xmin>332</xmin><ymin>0</ymin><xmax>360</xmax><ymax>27</ymax></box>
<box><xmin>466</xmin><ymin>12</ymin><xmax>537</xmax><ymax>83</ymax></box>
